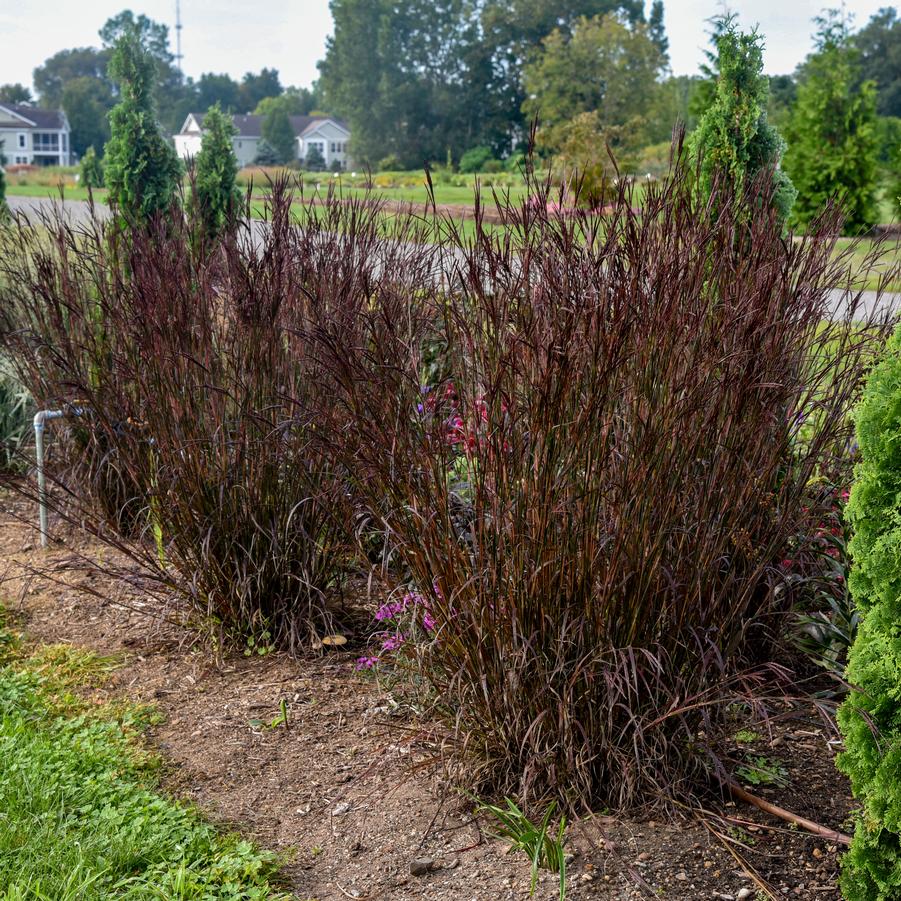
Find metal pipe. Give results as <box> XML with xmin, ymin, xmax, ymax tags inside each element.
<box><xmin>33</xmin><ymin>408</ymin><xmax>78</xmax><ymax>548</ymax></box>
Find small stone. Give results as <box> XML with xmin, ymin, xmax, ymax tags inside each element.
<box><xmin>637</xmin><ymin>852</ymin><xmax>651</xmax><ymax>862</ymax></box>
<box><xmin>332</xmin><ymin>801</ymin><xmax>351</xmax><ymax>816</ymax></box>
<box><xmin>410</xmin><ymin>857</ymin><xmax>434</xmax><ymax>877</ymax></box>
<box><xmin>812</xmin><ymin>847</ymin><xmax>823</xmax><ymax>859</ymax></box>
<box><xmin>737</xmin><ymin>889</ymin><xmax>754</xmax><ymax>900</ymax></box>
<box><xmin>675</xmin><ymin>872</ymin><xmax>688</xmax><ymax>881</ymax></box>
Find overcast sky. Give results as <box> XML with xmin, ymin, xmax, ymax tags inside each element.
<box><xmin>0</xmin><ymin>0</ymin><xmax>891</xmax><ymax>93</ymax></box>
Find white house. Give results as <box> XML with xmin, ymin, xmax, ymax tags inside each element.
<box><xmin>0</xmin><ymin>104</ymin><xmax>71</xmax><ymax>166</ymax></box>
<box><xmin>174</xmin><ymin>112</ymin><xmax>353</xmax><ymax>170</ymax></box>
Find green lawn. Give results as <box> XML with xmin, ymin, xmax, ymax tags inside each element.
<box><xmin>6</xmin><ymin>183</ymin><xmax>100</xmax><ymax>202</ymax></box>
<box><xmin>834</xmin><ymin>236</ymin><xmax>901</xmax><ymax>293</ymax></box>
<box><xmin>0</xmin><ymin>612</ymin><xmax>290</xmax><ymax>901</ymax></box>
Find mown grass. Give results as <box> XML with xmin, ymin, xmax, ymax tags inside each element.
<box><xmin>0</xmin><ymin>611</ymin><xmax>291</xmax><ymax>900</ymax></box>
<box><xmin>833</xmin><ymin>235</ymin><xmax>901</xmax><ymax>292</ymax></box>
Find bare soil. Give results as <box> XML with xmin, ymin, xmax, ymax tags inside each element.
<box><xmin>0</xmin><ymin>491</ymin><xmax>855</xmax><ymax>900</ymax></box>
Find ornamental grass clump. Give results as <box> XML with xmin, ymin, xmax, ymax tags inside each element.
<box><xmin>0</xmin><ymin>181</ymin><xmax>438</xmax><ymax>650</ymax></box>
<box><xmin>837</xmin><ymin>325</ymin><xmax>901</xmax><ymax>900</ymax></box>
<box><xmin>322</xmin><ymin>155</ymin><xmax>894</xmax><ymax>811</ymax></box>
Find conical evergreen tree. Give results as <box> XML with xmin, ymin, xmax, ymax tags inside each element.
<box><xmin>193</xmin><ymin>103</ymin><xmax>240</xmax><ymax>239</ymax></box>
<box><xmin>783</xmin><ymin>12</ymin><xmax>878</xmax><ymax>234</ymax></box>
<box><xmin>688</xmin><ymin>17</ymin><xmax>795</xmax><ymax>225</ymax></box>
<box><xmin>104</xmin><ymin>32</ymin><xmax>182</xmax><ymax>224</ymax></box>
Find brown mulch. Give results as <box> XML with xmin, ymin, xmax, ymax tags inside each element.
<box><xmin>0</xmin><ymin>490</ymin><xmax>855</xmax><ymax>900</ymax></box>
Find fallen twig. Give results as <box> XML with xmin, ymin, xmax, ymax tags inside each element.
<box><xmin>726</xmin><ymin>780</ymin><xmax>852</xmax><ymax>846</ymax></box>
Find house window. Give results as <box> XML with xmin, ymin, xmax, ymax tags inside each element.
<box><xmin>33</xmin><ymin>132</ymin><xmax>60</xmax><ymax>152</ymax></box>
<box><xmin>17</xmin><ymin>133</ymin><xmax>25</xmax><ymax>149</ymax></box>
<box><xmin>62</xmin><ymin>133</ymin><xmax>67</xmax><ymax>152</ymax></box>
<box><xmin>14</xmin><ymin>155</ymin><xmax>27</xmax><ymax>164</ymax></box>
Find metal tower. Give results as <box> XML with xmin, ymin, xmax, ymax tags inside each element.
<box><xmin>175</xmin><ymin>0</ymin><xmax>183</xmax><ymax>73</ymax></box>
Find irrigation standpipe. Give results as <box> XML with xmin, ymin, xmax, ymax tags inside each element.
<box><xmin>33</xmin><ymin>407</ymin><xmax>84</xmax><ymax>548</ymax></box>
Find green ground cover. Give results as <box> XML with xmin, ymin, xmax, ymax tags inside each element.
<box><xmin>0</xmin><ymin>610</ymin><xmax>291</xmax><ymax>901</ymax></box>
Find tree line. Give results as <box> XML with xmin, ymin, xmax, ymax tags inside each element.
<box><xmin>1</xmin><ymin>2</ymin><xmax>899</xmax><ymax>229</ymax></box>
<box><xmin>0</xmin><ymin>9</ymin><xmax>322</xmax><ymax>162</ymax></box>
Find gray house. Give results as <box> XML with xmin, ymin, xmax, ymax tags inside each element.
<box><xmin>0</xmin><ymin>104</ymin><xmax>71</xmax><ymax>166</ymax></box>
<box><xmin>174</xmin><ymin>112</ymin><xmax>353</xmax><ymax>170</ymax></box>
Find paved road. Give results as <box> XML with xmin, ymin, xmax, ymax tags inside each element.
<box><xmin>9</xmin><ymin>195</ymin><xmax>899</xmax><ymax>318</ymax></box>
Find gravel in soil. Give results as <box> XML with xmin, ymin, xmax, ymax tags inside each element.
<box><xmin>0</xmin><ymin>492</ymin><xmax>855</xmax><ymax>900</ymax></box>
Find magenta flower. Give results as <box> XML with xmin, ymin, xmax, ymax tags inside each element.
<box><xmin>381</xmin><ymin>634</ymin><xmax>405</xmax><ymax>653</ymax></box>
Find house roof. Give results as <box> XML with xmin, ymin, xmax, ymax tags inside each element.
<box><xmin>0</xmin><ymin>103</ymin><xmax>67</xmax><ymax>130</ymax></box>
<box><xmin>181</xmin><ymin>113</ymin><xmax>348</xmax><ymax>138</ymax></box>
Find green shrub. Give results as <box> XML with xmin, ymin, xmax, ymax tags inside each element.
<box><xmin>79</xmin><ymin>146</ymin><xmax>104</xmax><ymax>189</ymax></box>
<box><xmin>376</xmin><ymin>154</ymin><xmax>402</xmax><ymax>171</ymax></box>
<box><xmin>505</xmin><ymin>152</ymin><xmax>527</xmax><ymax>173</ymax></box>
<box><xmin>304</xmin><ymin>143</ymin><xmax>325</xmax><ymax>171</ymax></box>
<box><xmin>459</xmin><ymin>146</ymin><xmax>495</xmax><ymax>173</ymax></box>
<box><xmin>253</xmin><ymin>140</ymin><xmax>280</xmax><ymax>166</ymax></box>
<box><xmin>837</xmin><ymin>324</ymin><xmax>901</xmax><ymax>899</ymax></box>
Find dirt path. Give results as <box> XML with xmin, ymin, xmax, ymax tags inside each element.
<box><xmin>0</xmin><ymin>491</ymin><xmax>854</xmax><ymax>900</ymax></box>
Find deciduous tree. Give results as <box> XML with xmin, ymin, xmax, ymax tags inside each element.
<box><xmin>522</xmin><ymin>12</ymin><xmax>664</xmax><ymax>150</ymax></box>
<box><xmin>0</xmin><ymin>84</ymin><xmax>32</xmax><ymax>105</ymax></box>
<box><xmin>34</xmin><ymin>48</ymin><xmax>111</xmax><ymax>109</ymax></box>
<box><xmin>239</xmin><ymin>69</ymin><xmax>282</xmax><ymax>112</ymax></box>
<box><xmin>853</xmin><ymin>7</ymin><xmax>901</xmax><ymax>118</ymax></box>
<box><xmin>196</xmin><ymin>73</ymin><xmax>241</xmax><ymax>113</ymax></box>
<box><xmin>62</xmin><ymin>76</ymin><xmax>114</xmax><ymax>159</ymax></box>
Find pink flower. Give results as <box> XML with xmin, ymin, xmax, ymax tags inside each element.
<box><xmin>381</xmin><ymin>634</ymin><xmax>405</xmax><ymax>653</ymax></box>
<box><xmin>355</xmin><ymin>656</ymin><xmax>379</xmax><ymax>670</ymax></box>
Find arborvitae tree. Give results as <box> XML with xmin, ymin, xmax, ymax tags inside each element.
<box><xmin>784</xmin><ymin>12</ymin><xmax>879</xmax><ymax>234</ymax></box>
<box><xmin>260</xmin><ymin>107</ymin><xmax>296</xmax><ymax>164</ymax></box>
<box><xmin>104</xmin><ymin>33</ymin><xmax>181</xmax><ymax>223</ymax></box>
<box><xmin>688</xmin><ymin>17</ymin><xmax>796</xmax><ymax>225</ymax></box>
<box><xmin>193</xmin><ymin>103</ymin><xmax>240</xmax><ymax>239</ymax></box>
<box><xmin>837</xmin><ymin>324</ymin><xmax>901</xmax><ymax>900</ymax></box>
<box><xmin>79</xmin><ymin>145</ymin><xmax>104</xmax><ymax>189</ymax></box>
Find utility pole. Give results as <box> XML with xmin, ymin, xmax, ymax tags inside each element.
<box><xmin>175</xmin><ymin>0</ymin><xmax>184</xmax><ymax>74</ymax></box>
